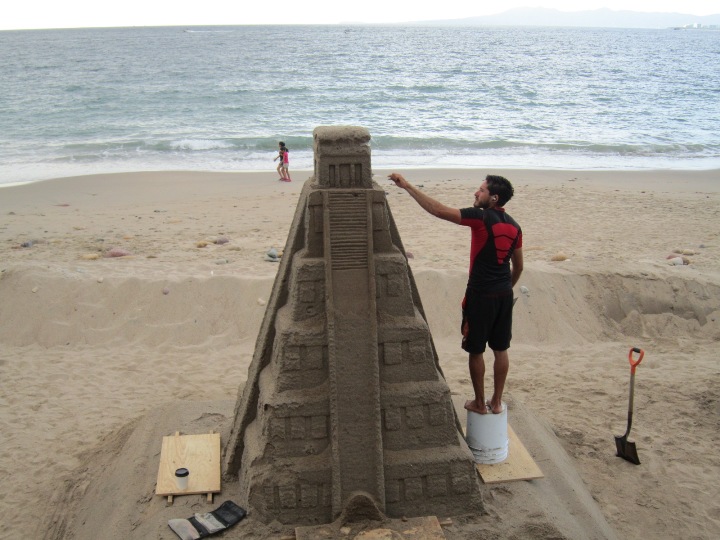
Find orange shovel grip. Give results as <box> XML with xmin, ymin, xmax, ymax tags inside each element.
<box><xmin>628</xmin><ymin>347</ymin><xmax>644</xmax><ymax>374</ymax></box>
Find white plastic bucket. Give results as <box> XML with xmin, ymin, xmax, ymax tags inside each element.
<box><xmin>465</xmin><ymin>403</ymin><xmax>509</xmax><ymax>464</ymax></box>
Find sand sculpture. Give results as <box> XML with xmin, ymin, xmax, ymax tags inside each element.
<box><xmin>224</xmin><ymin>126</ymin><xmax>483</xmax><ymax>525</ymax></box>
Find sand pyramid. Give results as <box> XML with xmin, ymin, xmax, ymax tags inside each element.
<box><xmin>224</xmin><ymin>126</ymin><xmax>483</xmax><ymax>525</ymax></box>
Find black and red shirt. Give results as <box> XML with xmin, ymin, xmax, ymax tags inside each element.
<box><xmin>459</xmin><ymin>207</ymin><xmax>522</xmax><ymax>293</ymax></box>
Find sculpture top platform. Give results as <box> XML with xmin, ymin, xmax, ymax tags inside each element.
<box><xmin>313</xmin><ymin>125</ymin><xmax>373</xmax><ymax>189</ymax></box>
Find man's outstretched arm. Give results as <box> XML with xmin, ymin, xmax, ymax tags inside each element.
<box><xmin>388</xmin><ymin>173</ymin><xmax>461</xmax><ymax>224</ymax></box>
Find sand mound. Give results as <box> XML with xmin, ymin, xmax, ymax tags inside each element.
<box><xmin>0</xmin><ymin>267</ymin><xmax>273</xmax><ymax>349</ymax></box>
<box><xmin>414</xmin><ymin>267</ymin><xmax>720</xmax><ymax>344</ymax></box>
<box><xmin>39</xmin><ymin>398</ymin><xmax>617</xmax><ymax>540</ymax></box>
<box><xmin>3</xmin><ymin>266</ymin><xmax>718</xmax><ymax>350</ymax></box>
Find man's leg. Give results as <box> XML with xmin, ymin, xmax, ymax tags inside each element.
<box><xmin>464</xmin><ymin>352</ymin><xmax>488</xmax><ymax>414</ymax></box>
<box><xmin>489</xmin><ymin>349</ymin><xmax>509</xmax><ymax>414</ymax></box>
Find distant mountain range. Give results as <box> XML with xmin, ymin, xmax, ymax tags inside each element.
<box><xmin>414</xmin><ymin>8</ymin><xmax>720</xmax><ymax>29</ymax></box>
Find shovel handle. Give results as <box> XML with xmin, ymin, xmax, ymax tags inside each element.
<box><xmin>628</xmin><ymin>347</ymin><xmax>644</xmax><ymax>375</ymax></box>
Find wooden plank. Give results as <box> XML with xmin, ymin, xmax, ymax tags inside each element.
<box><xmin>155</xmin><ymin>432</ymin><xmax>221</xmax><ymax>497</ymax></box>
<box><xmin>476</xmin><ymin>425</ymin><xmax>544</xmax><ymax>483</ymax></box>
<box><xmin>296</xmin><ymin>515</ymin><xmax>445</xmax><ymax>540</ymax></box>
<box><xmin>391</xmin><ymin>516</ymin><xmax>446</xmax><ymax>539</ymax></box>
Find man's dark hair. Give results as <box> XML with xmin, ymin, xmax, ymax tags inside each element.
<box><xmin>485</xmin><ymin>175</ymin><xmax>514</xmax><ymax>206</ymax></box>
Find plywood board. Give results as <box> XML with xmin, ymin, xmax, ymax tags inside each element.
<box><xmin>296</xmin><ymin>515</ymin><xmax>445</xmax><ymax>540</ymax></box>
<box><xmin>476</xmin><ymin>425</ymin><xmax>544</xmax><ymax>483</ymax></box>
<box><xmin>156</xmin><ymin>432</ymin><xmax>221</xmax><ymax>496</ymax></box>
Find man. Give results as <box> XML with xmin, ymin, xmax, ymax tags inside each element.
<box><xmin>388</xmin><ymin>173</ymin><xmax>523</xmax><ymax>414</ymax></box>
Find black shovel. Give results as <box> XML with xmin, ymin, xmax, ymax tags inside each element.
<box><xmin>615</xmin><ymin>347</ymin><xmax>645</xmax><ymax>465</ymax></box>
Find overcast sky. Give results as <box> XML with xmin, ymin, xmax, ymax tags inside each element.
<box><xmin>2</xmin><ymin>1</ymin><xmax>717</xmax><ymax>31</ymax></box>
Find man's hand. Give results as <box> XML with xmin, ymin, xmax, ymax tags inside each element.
<box><xmin>388</xmin><ymin>173</ymin><xmax>409</xmax><ymax>189</ymax></box>
<box><xmin>387</xmin><ymin>172</ymin><xmax>461</xmax><ymax>224</ymax></box>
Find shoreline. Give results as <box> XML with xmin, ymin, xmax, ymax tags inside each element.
<box><xmin>1</xmin><ymin>166</ymin><xmax>718</xmax><ymax>194</ymax></box>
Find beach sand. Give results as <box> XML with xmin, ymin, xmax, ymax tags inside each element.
<box><xmin>1</xmin><ymin>169</ymin><xmax>719</xmax><ymax>539</ymax></box>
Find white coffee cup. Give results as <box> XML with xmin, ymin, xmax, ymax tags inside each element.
<box><xmin>175</xmin><ymin>468</ymin><xmax>189</xmax><ymax>490</ymax></box>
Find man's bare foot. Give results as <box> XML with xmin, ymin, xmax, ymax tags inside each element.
<box><xmin>464</xmin><ymin>399</ymin><xmax>488</xmax><ymax>414</ymax></box>
<box><xmin>488</xmin><ymin>398</ymin><xmax>504</xmax><ymax>414</ymax></box>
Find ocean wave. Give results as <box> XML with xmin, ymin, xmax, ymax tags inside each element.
<box><xmin>13</xmin><ymin>135</ymin><xmax>720</xmax><ymax>166</ymax></box>
<box><xmin>2</xmin><ymin>143</ymin><xmax>718</xmax><ymax>186</ymax></box>
<box><xmin>370</xmin><ymin>136</ymin><xmax>719</xmax><ymax>156</ymax></box>
<box><xmin>169</xmin><ymin>139</ymin><xmax>234</xmax><ymax>151</ymax></box>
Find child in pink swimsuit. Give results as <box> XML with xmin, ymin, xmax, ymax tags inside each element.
<box><xmin>274</xmin><ymin>142</ymin><xmax>291</xmax><ymax>181</ymax></box>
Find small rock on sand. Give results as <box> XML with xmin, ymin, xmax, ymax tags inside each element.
<box><xmin>104</xmin><ymin>247</ymin><xmax>132</xmax><ymax>258</ymax></box>
<box><xmin>551</xmin><ymin>252</ymin><xmax>568</xmax><ymax>262</ymax></box>
<box><xmin>265</xmin><ymin>247</ymin><xmax>281</xmax><ymax>262</ymax></box>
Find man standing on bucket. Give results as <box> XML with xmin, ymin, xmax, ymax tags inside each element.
<box><xmin>388</xmin><ymin>173</ymin><xmax>523</xmax><ymax>414</ymax></box>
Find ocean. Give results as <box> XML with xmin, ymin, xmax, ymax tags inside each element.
<box><xmin>1</xmin><ymin>25</ymin><xmax>719</xmax><ymax>185</ymax></box>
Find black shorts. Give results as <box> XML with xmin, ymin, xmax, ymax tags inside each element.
<box><xmin>461</xmin><ymin>288</ymin><xmax>514</xmax><ymax>354</ymax></box>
